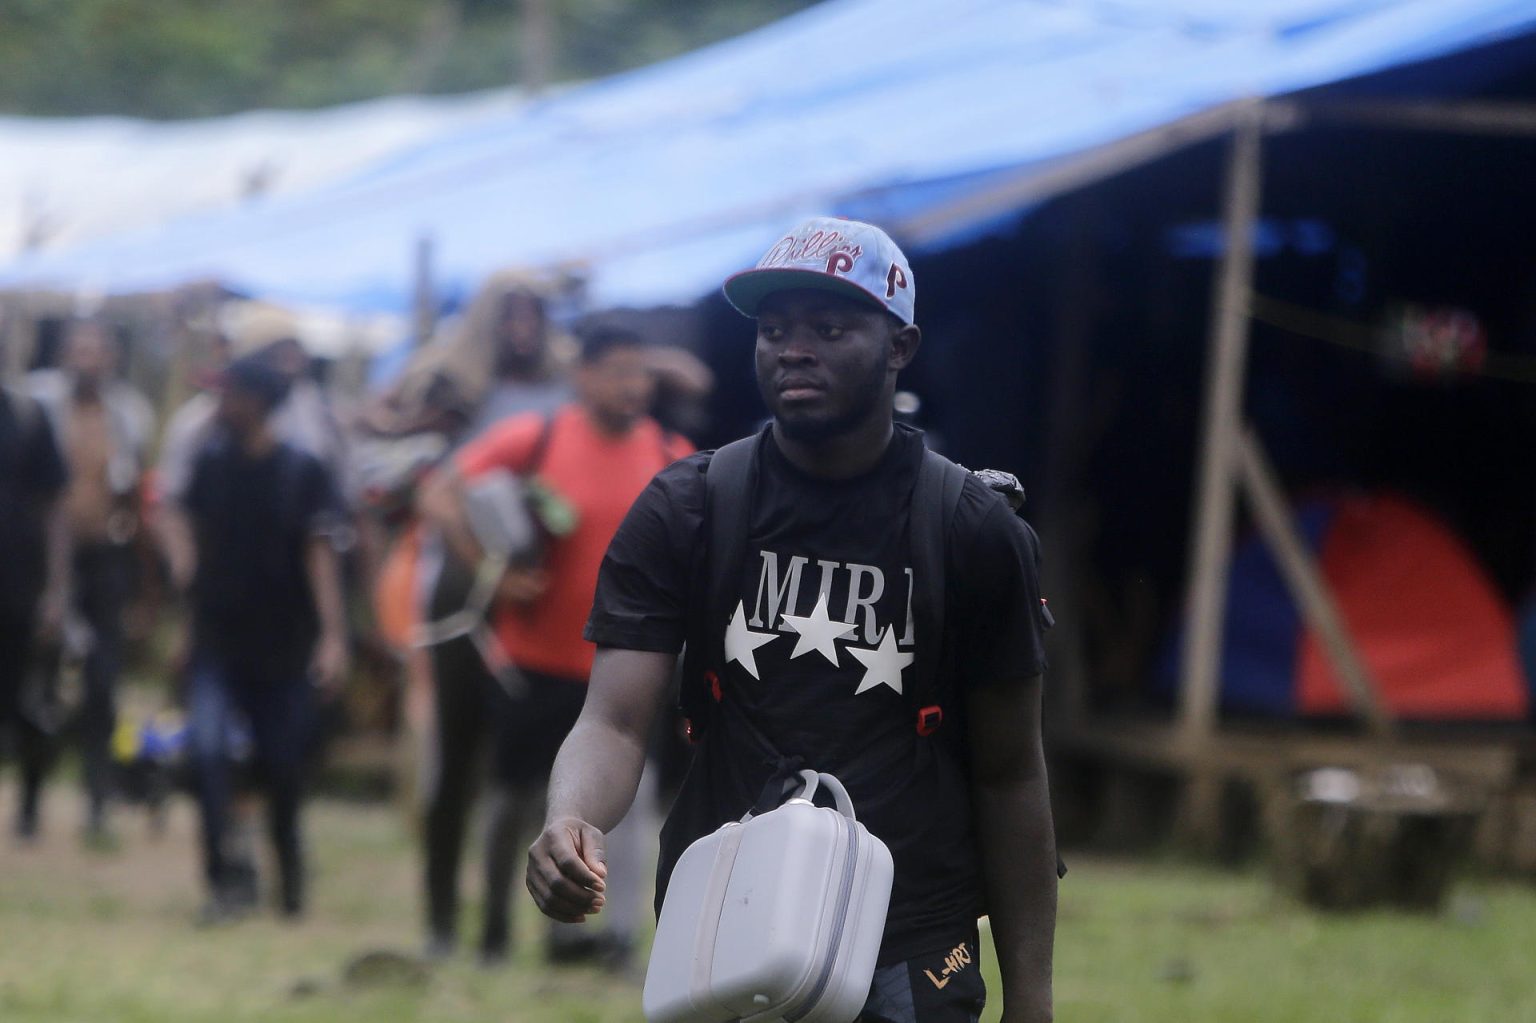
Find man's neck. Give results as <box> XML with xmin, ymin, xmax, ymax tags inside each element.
<box><xmin>71</xmin><ymin>376</ymin><xmax>103</xmax><ymax>403</ymax></box>
<box><xmin>238</xmin><ymin>424</ymin><xmax>277</xmax><ymax>458</ymax></box>
<box><xmin>771</xmin><ymin>415</ymin><xmax>893</xmax><ymax>480</ymax></box>
<box><xmin>582</xmin><ymin>405</ymin><xmax>636</xmax><ymax>440</ymax></box>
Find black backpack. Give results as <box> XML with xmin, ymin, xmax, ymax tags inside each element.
<box><xmin>675</xmin><ymin>427</ymin><xmax>1066</xmax><ymax>878</ymax></box>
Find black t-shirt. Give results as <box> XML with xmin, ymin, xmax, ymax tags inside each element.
<box><xmin>586</xmin><ymin>424</ymin><xmax>1048</xmax><ymax>964</ymax></box>
<box><xmin>0</xmin><ymin>389</ymin><xmax>68</xmax><ymax>618</ymax></box>
<box><xmin>184</xmin><ymin>436</ymin><xmax>340</xmax><ymax>683</ymax></box>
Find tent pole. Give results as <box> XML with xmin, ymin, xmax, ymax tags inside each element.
<box><xmin>1177</xmin><ymin>108</ymin><xmax>1265</xmax><ymax>747</ymax></box>
<box><xmin>1037</xmin><ymin>199</ymin><xmax>1104</xmax><ymax>732</ymax></box>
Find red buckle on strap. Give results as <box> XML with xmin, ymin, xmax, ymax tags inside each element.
<box><xmin>706</xmin><ymin>670</ymin><xmax>723</xmax><ymax>703</ymax></box>
<box><xmin>916</xmin><ymin>705</ymin><xmax>944</xmax><ymax>736</ymax></box>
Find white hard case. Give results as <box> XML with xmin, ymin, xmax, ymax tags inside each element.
<box><xmin>643</xmin><ymin>770</ymin><xmax>894</xmax><ymax>1023</ymax></box>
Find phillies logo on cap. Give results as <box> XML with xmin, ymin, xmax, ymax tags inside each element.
<box><xmin>759</xmin><ymin>228</ymin><xmax>864</xmax><ymax>276</ymax></box>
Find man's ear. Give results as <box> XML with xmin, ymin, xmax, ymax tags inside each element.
<box><xmin>890</xmin><ymin>323</ymin><xmax>922</xmax><ymax>371</ymax></box>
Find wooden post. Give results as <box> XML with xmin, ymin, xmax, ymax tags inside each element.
<box><xmin>413</xmin><ymin>234</ymin><xmax>437</xmax><ymax>349</ymax></box>
<box><xmin>1177</xmin><ymin>109</ymin><xmax>1265</xmax><ymax>745</ymax></box>
<box><xmin>520</xmin><ymin>0</ymin><xmax>553</xmax><ymax>96</ymax></box>
<box><xmin>1236</xmin><ymin>427</ymin><xmax>1396</xmax><ymax>738</ymax></box>
<box><xmin>1037</xmin><ymin>202</ymin><xmax>1103</xmax><ymax>729</ymax></box>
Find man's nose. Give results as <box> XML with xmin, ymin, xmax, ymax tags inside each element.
<box><xmin>778</xmin><ymin>329</ymin><xmax>818</xmax><ymax>363</ymax></box>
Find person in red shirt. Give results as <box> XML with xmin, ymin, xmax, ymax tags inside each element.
<box><xmin>417</xmin><ymin>325</ymin><xmax>692</xmax><ymax>965</ymax></box>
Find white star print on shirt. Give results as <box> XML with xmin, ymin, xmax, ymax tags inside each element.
<box><xmin>848</xmin><ymin>625</ymin><xmax>915</xmax><ymax>695</ymax></box>
<box><xmin>779</xmin><ymin>591</ymin><xmax>857</xmax><ymax>666</ymax></box>
<box><xmin>724</xmin><ymin>600</ymin><xmax>778</xmax><ymax>680</ymax></box>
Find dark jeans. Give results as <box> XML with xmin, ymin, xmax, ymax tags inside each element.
<box><xmin>71</xmin><ymin>542</ymin><xmax>130</xmax><ymax>828</ymax></box>
<box><xmin>8</xmin><ymin>542</ymin><xmax>130</xmax><ymax>832</ymax></box>
<box><xmin>422</xmin><ymin>635</ymin><xmax>586</xmax><ymax>956</ymax></box>
<box><xmin>860</xmin><ymin>933</ymin><xmax>987</xmax><ymax>1023</ymax></box>
<box><xmin>0</xmin><ymin>610</ymin><xmax>50</xmax><ymax>834</ymax></box>
<box><xmin>422</xmin><ymin>634</ymin><xmax>505</xmax><ymax>951</ymax></box>
<box><xmin>187</xmin><ymin>653</ymin><xmax>313</xmax><ymax>912</ymax></box>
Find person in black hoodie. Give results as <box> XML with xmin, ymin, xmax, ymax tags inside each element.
<box><xmin>162</xmin><ymin>354</ymin><xmax>348</xmax><ymax>922</ymax></box>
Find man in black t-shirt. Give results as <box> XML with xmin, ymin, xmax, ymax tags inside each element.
<box><xmin>161</xmin><ymin>355</ymin><xmax>349</xmax><ymax>922</ymax></box>
<box><xmin>0</xmin><ymin>381</ymin><xmax>69</xmax><ymax>840</ymax></box>
<box><xmin>527</xmin><ymin>218</ymin><xmax>1057</xmax><ymax>1023</ymax></box>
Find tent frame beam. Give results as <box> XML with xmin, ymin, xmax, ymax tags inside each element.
<box><xmin>1176</xmin><ymin>108</ymin><xmax>1265</xmax><ymax>747</ymax></box>
<box><xmin>901</xmin><ymin>97</ymin><xmax>1536</xmax><ymax>249</ymax></box>
<box><xmin>1177</xmin><ymin>100</ymin><xmax>1415</xmax><ymax>752</ymax></box>
<box><xmin>1234</xmin><ymin>426</ymin><xmax>1396</xmax><ymax>739</ymax></box>
<box><xmin>1287</xmin><ymin>98</ymin><xmax>1536</xmax><ymax>138</ymax></box>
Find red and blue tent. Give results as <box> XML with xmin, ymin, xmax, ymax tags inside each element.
<box><xmin>1165</xmin><ymin>493</ymin><xmax>1528</xmax><ymax>721</ymax></box>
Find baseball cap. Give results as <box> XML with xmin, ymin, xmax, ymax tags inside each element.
<box><xmin>723</xmin><ymin>217</ymin><xmax>915</xmax><ymax>325</ymax></box>
<box><xmin>222</xmin><ymin>300</ymin><xmax>303</xmax><ymax>358</ymax></box>
<box><xmin>223</xmin><ymin>353</ymin><xmax>292</xmax><ymax>410</ymax></box>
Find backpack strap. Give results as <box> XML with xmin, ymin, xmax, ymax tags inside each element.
<box><xmin>524</xmin><ymin>410</ymin><xmax>557</xmax><ymax>475</ymax></box>
<box><xmin>907</xmin><ymin>446</ymin><xmax>970</xmax><ymax>736</ymax></box>
<box><xmin>679</xmin><ymin>430</ymin><xmax>761</xmax><ymax>741</ymax></box>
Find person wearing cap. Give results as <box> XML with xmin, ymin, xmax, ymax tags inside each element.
<box><xmin>162</xmin><ymin>353</ymin><xmax>349</xmax><ymax>923</ymax></box>
<box><xmin>155</xmin><ymin>302</ymin><xmax>356</xmax><ymax>908</ymax></box>
<box><xmin>527</xmin><ymin>218</ymin><xmax>1057</xmax><ymax>1022</ymax></box>
<box><xmin>158</xmin><ymin>302</ymin><xmax>352</xmax><ymax>511</ymax></box>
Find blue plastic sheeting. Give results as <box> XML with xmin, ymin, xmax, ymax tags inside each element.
<box><xmin>3</xmin><ymin>0</ymin><xmax>1534</xmax><ymax>312</ymax></box>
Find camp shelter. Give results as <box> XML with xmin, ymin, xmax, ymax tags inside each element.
<box><xmin>785</xmin><ymin>47</ymin><xmax>1536</xmax><ymax>855</ymax></box>
<box><xmin>4</xmin><ymin>0</ymin><xmax>1536</xmax><ymax>853</ymax></box>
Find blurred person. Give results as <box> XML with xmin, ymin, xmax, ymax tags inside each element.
<box><xmin>158</xmin><ymin>303</ymin><xmax>352</xmax><ymax>508</ymax></box>
<box><xmin>366</xmin><ymin>272</ymin><xmax>573</xmax><ymax>447</ymax></box>
<box><xmin>527</xmin><ymin>219</ymin><xmax>1057</xmax><ymax>1023</ymax></box>
<box><xmin>360</xmin><ymin>273</ymin><xmax>577</xmax><ymax>956</ymax></box>
<box><xmin>416</xmin><ymin>326</ymin><xmax>691</xmax><ymax>965</ymax></box>
<box><xmin>0</xmin><ymin>357</ymin><xmax>69</xmax><ymax>842</ymax></box>
<box><xmin>156</xmin><ymin>308</ymin><xmax>358</xmax><ymax>907</ymax></box>
<box><xmin>159</xmin><ymin>355</ymin><xmax>349</xmax><ymax>923</ymax></box>
<box><xmin>26</xmin><ymin>318</ymin><xmax>155</xmax><ymax>842</ymax></box>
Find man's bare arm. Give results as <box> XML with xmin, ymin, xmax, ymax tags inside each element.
<box><xmin>416</xmin><ymin>464</ymin><xmax>547</xmax><ymax>603</ymax></box>
<box><xmin>969</xmin><ymin>674</ymin><xmax>1056</xmax><ymax>1023</ymax></box>
<box><xmin>415</xmin><ymin>466</ymin><xmax>484</xmax><ymax>569</ymax></box>
<box><xmin>38</xmin><ymin>498</ymin><xmax>71</xmax><ymax>637</ymax></box>
<box><xmin>156</xmin><ymin>503</ymin><xmax>197</xmax><ymax>594</ymax></box>
<box><xmin>527</xmin><ymin>647</ymin><xmax>675</xmax><ymax>923</ymax></box>
<box><xmin>304</xmin><ymin>535</ymin><xmax>350</xmax><ymax>693</ymax></box>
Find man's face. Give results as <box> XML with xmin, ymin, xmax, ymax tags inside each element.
<box><xmin>265</xmin><ymin>338</ymin><xmax>308</xmax><ymax>382</ymax></box>
<box><xmin>578</xmin><ymin>345</ymin><xmax>655</xmax><ymax>434</ymax></box>
<box><xmin>216</xmin><ymin>385</ymin><xmax>266</xmax><ymax>436</ymax></box>
<box><xmin>494</xmin><ymin>292</ymin><xmax>547</xmax><ymax>373</ymax></box>
<box><xmin>64</xmin><ymin>323</ymin><xmax>114</xmax><ymax>385</ymax></box>
<box><xmin>754</xmin><ymin>289</ymin><xmax>896</xmax><ymax>444</ymax></box>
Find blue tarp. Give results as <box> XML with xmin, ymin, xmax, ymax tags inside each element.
<box><xmin>3</xmin><ymin>0</ymin><xmax>1534</xmax><ymax>312</ymax></box>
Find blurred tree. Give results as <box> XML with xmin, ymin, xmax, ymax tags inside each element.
<box><xmin>0</xmin><ymin>0</ymin><xmax>820</xmax><ymax>118</ymax></box>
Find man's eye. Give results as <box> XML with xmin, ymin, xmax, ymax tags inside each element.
<box><xmin>817</xmin><ymin>324</ymin><xmax>845</xmax><ymax>340</ymax></box>
<box><xmin>759</xmin><ymin>325</ymin><xmax>784</xmax><ymax>341</ymax></box>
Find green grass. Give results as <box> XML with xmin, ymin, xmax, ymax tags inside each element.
<box><xmin>2</xmin><ymin>787</ymin><xmax>1534</xmax><ymax>1023</ymax></box>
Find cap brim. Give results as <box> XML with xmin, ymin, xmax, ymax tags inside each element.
<box><xmin>722</xmin><ymin>267</ymin><xmax>892</xmax><ymax>320</ymax></box>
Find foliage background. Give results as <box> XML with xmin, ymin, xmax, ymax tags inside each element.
<box><xmin>0</xmin><ymin>0</ymin><xmax>820</xmax><ymax>118</ymax></box>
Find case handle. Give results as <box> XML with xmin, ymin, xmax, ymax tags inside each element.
<box><xmin>795</xmin><ymin>769</ymin><xmax>857</xmax><ymax>821</ymax></box>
